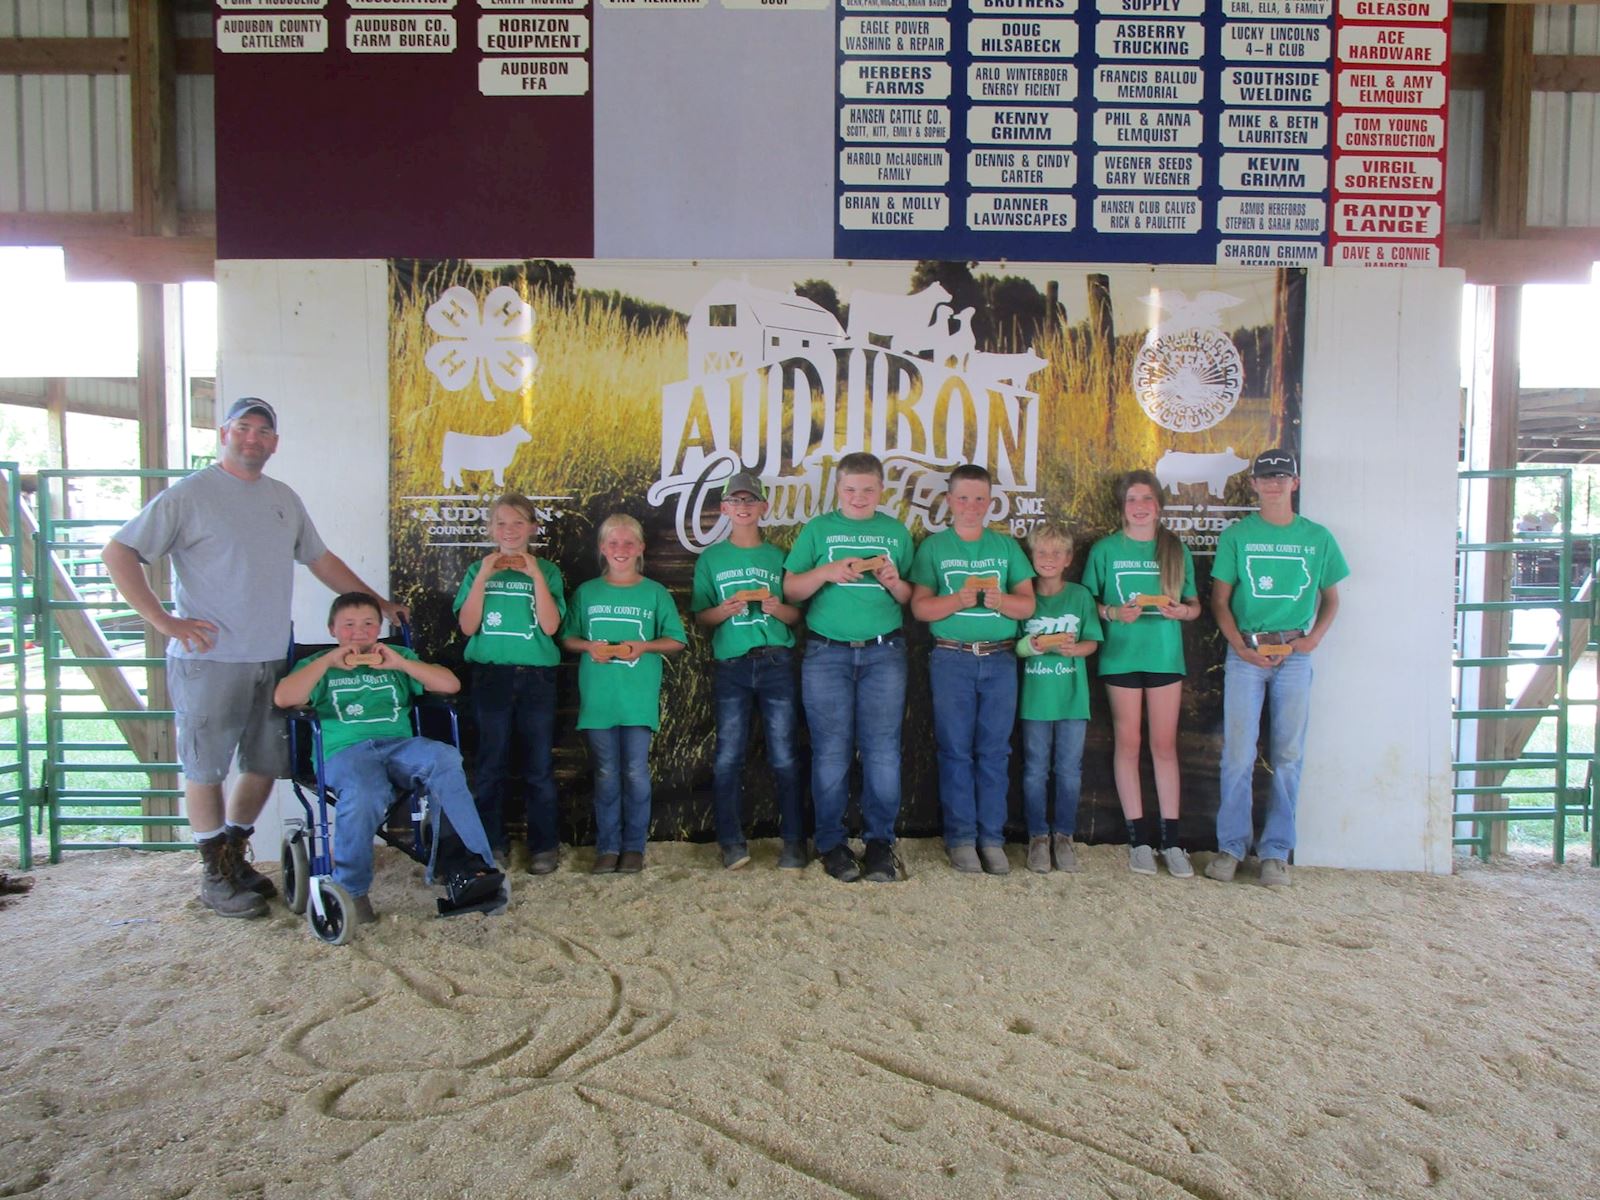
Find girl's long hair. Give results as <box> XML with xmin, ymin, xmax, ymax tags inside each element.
<box><xmin>1114</xmin><ymin>470</ymin><xmax>1184</xmax><ymax>600</ymax></box>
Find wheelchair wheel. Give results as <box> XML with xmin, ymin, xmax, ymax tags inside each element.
<box><xmin>282</xmin><ymin>835</ymin><xmax>310</xmax><ymax>915</ymax></box>
<box><xmin>307</xmin><ymin>878</ymin><xmax>356</xmax><ymax>946</ymax></box>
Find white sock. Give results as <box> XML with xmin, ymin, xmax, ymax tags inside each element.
<box><xmin>192</xmin><ymin>827</ymin><xmax>224</xmax><ymax>843</ymax></box>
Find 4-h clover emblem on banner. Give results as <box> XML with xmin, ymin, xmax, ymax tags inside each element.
<box><xmin>424</xmin><ymin>285</ymin><xmax>538</xmax><ymax>404</ymax></box>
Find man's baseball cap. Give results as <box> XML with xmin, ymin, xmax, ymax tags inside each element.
<box><xmin>722</xmin><ymin>471</ymin><xmax>766</xmax><ymax>500</ymax></box>
<box><xmin>1252</xmin><ymin>448</ymin><xmax>1298</xmax><ymax>477</ymax></box>
<box><xmin>224</xmin><ymin>397</ymin><xmax>277</xmax><ymax>430</ymax></box>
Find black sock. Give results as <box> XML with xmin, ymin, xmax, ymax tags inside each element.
<box><xmin>1126</xmin><ymin>818</ymin><xmax>1144</xmax><ymax>847</ymax></box>
<box><xmin>1160</xmin><ymin>818</ymin><xmax>1180</xmax><ymax>850</ymax></box>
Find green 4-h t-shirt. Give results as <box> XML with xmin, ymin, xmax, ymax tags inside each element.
<box><xmin>453</xmin><ymin>558</ymin><xmax>567</xmax><ymax>666</ymax></box>
<box><xmin>559</xmin><ymin>577</ymin><xmax>687</xmax><ymax>730</ymax></box>
<box><xmin>909</xmin><ymin>527</ymin><xmax>1035</xmax><ymax>642</ymax></box>
<box><xmin>1018</xmin><ymin>584</ymin><xmax>1103</xmax><ymax>721</ymax></box>
<box><xmin>691</xmin><ymin>540</ymin><xmax>796</xmax><ymax>660</ymax></box>
<box><xmin>1212</xmin><ymin>513</ymin><xmax>1349</xmax><ymax>634</ymax></box>
<box><xmin>1080</xmin><ymin>531</ymin><xmax>1197</xmax><ymax>676</ymax></box>
<box><xmin>783</xmin><ymin>509</ymin><xmax>913</xmax><ymax>642</ymax></box>
<box><xmin>305</xmin><ymin>646</ymin><xmax>425</xmax><ymax>760</ymax></box>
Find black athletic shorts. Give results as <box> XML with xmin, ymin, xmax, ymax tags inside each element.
<box><xmin>1100</xmin><ymin>670</ymin><xmax>1185</xmax><ymax>689</ymax></box>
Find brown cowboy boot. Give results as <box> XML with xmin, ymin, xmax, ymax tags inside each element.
<box><xmin>223</xmin><ymin>825</ymin><xmax>279</xmax><ymax>899</ymax></box>
<box><xmin>197</xmin><ymin>835</ymin><xmax>268</xmax><ymax>918</ymax></box>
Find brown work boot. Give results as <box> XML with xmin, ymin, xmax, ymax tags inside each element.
<box><xmin>197</xmin><ymin>836</ymin><xmax>268</xmax><ymax>918</ymax></box>
<box><xmin>224</xmin><ymin>825</ymin><xmax>278</xmax><ymax>899</ymax></box>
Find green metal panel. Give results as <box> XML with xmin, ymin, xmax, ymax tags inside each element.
<box><xmin>35</xmin><ymin>467</ymin><xmax>194</xmax><ymax>859</ymax></box>
<box><xmin>1453</xmin><ymin>466</ymin><xmax>1599</xmax><ymax>865</ymax></box>
<box><xmin>0</xmin><ymin>463</ymin><xmax>33</xmax><ymax>869</ymax></box>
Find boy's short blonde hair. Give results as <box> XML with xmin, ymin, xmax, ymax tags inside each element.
<box><xmin>596</xmin><ymin>512</ymin><xmax>646</xmax><ymax>575</ymax></box>
<box><xmin>1026</xmin><ymin>521</ymin><xmax>1074</xmax><ymax>558</ymax></box>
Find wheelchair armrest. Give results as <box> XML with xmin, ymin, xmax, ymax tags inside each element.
<box><xmin>276</xmin><ymin>706</ymin><xmax>319</xmax><ymax>722</ymax></box>
<box><xmin>414</xmin><ymin>694</ymin><xmax>459</xmax><ymax>712</ymax></box>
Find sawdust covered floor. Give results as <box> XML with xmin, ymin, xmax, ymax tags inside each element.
<box><xmin>2</xmin><ymin>841</ymin><xmax>1598</xmax><ymax>1199</ymax></box>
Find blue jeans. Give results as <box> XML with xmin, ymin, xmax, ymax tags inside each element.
<box><xmin>325</xmin><ymin>736</ymin><xmax>497</xmax><ymax>897</ymax></box>
<box><xmin>1021</xmin><ymin>718</ymin><xmax>1087</xmax><ymax>839</ymax></box>
<box><xmin>473</xmin><ymin>665</ymin><xmax>559</xmax><ymax>854</ymax></box>
<box><xmin>585</xmin><ymin>726</ymin><xmax>654</xmax><ymax>855</ymax></box>
<box><xmin>712</xmin><ymin>649</ymin><xmax>805</xmax><ymax>846</ymax></box>
<box><xmin>1218</xmin><ymin>646</ymin><xmax>1315</xmax><ymax>861</ymax></box>
<box><xmin>801</xmin><ymin>637</ymin><xmax>906</xmax><ymax>852</ymax></box>
<box><xmin>929</xmin><ymin>647</ymin><xmax>1018</xmax><ymax>847</ymax></box>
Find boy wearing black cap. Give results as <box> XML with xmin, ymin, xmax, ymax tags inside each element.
<box><xmin>1206</xmin><ymin>449</ymin><xmax>1348</xmax><ymax>887</ymax></box>
<box><xmin>691</xmin><ymin>470</ymin><xmax>807</xmax><ymax>869</ymax></box>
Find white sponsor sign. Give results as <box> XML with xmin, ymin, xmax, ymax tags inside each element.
<box><xmin>839</xmin><ymin>192</ymin><xmax>950</xmax><ymax>230</ymax></box>
<box><xmin>839</xmin><ymin>105</ymin><xmax>952</xmax><ymax>143</ymax></box>
<box><xmin>1332</xmin><ymin>198</ymin><xmax>1442</xmax><ymax>238</ymax></box>
<box><xmin>1222</xmin><ymin>22</ymin><xmax>1330</xmax><ymax>63</ymax></box>
<box><xmin>970</xmin><ymin>62</ymin><xmax>1077</xmax><ymax>101</ymax></box>
<box><xmin>479</xmin><ymin>15</ymin><xmax>589</xmax><ymax>53</ymax></box>
<box><xmin>1219</xmin><ymin>152</ymin><xmax>1329</xmax><ymax>193</ymax></box>
<box><xmin>968</xmin><ymin>18</ymin><xmax>1078</xmax><ymax>57</ymax></box>
<box><xmin>1339</xmin><ymin>0</ymin><xmax>1447</xmax><ymax>20</ymax></box>
<box><xmin>1218</xmin><ymin>196</ymin><xmax>1327</xmax><ymax>236</ymax></box>
<box><xmin>1093</xmin><ymin>107</ymin><xmax>1203</xmax><ymax>147</ymax></box>
<box><xmin>347</xmin><ymin>15</ymin><xmax>455</xmax><ymax>52</ymax></box>
<box><xmin>1335</xmin><ymin>111</ymin><xmax>1443</xmax><ymax>152</ymax></box>
<box><xmin>1221</xmin><ymin>66</ymin><xmax>1330</xmax><ymax>106</ymax></box>
<box><xmin>1330</xmin><ymin>240</ymin><xmax>1440</xmax><ymax>267</ymax></box>
<box><xmin>1337</xmin><ymin>26</ymin><xmax>1447</xmax><ymax>68</ymax></box>
<box><xmin>1219</xmin><ymin>108</ymin><xmax>1328</xmax><ymax>149</ymax></box>
<box><xmin>1092</xmin><ymin>64</ymin><xmax>1204</xmax><ymax>104</ymax></box>
<box><xmin>967</xmin><ymin>106</ymin><xmax>1077</xmax><ymax>145</ymax></box>
<box><xmin>1223</xmin><ymin>0</ymin><xmax>1332</xmax><ymax>16</ymax></box>
<box><xmin>1337</xmin><ymin>68</ymin><xmax>1446</xmax><ymax>109</ymax></box>
<box><xmin>1100</xmin><ymin>0</ymin><xmax>1204</xmax><ymax>14</ymax></box>
<box><xmin>478</xmin><ymin>57</ymin><xmax>590</xmax><ymax>95</ymax></box>
<box><xmin>841</xmin><ymin>61</ymin><xmax>953</xmax><ymax>100</ymax></box>
<box><xmin>217</xmin><ymin>15</ymin><xmax>328</xmax><ymax>52</ymax></box>
<box><xmin>841</xmin><ymin>16</ymin><xmax>951</xmax><ymax>55</ymax></box>
<box><xmin>1217</xmin><ymin>239</ymin><xmax>1326</xmax><ymax>266</ymax></box>
<box><xmin>969</xmin><ymin>148</ymin><xmax>1077</xmax><ymax>189</ymax></box>
<box><xmin>1094</xmin><ymin>151</ymin><xmax>1201</xmax><ymax>190</ymax></box>
<box><xmin>966</xmin><ymin>193</ymin><xmax>1076</xmax><ymax>231</ymax></box>
<box><xmin>840</xmin><ymin>0</ymin><xmax>951</xmax><ymax>10</ymax></box>
<box><xmin>840</xmin><ymin>147</ymin><xmax>951</xmax><ymax>187</ymax></box>
<box><xmin>1093</xmin><ymin>195</ymin><xmax>1204</xmax><ymax>234</ymax></box>
<box><xmin>1333</xmin><ymin>155</ymin><xmax>1443</xmax><ymax>193</ymax></box>
<box><xmin>1094</xmin><ymin>20</ymin><xmax>1204</xmax><ymax>59</ymax></box>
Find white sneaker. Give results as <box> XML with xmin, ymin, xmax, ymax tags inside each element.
<box><xmin>1162</xmin><ymin>846</ymin><xmax>1194</xmax><ymax>878</ymax></box>
<box><xmin>1129</xmin><ymin>844</ymin><xmax>1157</xmax><ymax>875</ymax></box>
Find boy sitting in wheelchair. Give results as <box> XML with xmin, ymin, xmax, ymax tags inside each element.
<box><xmin>273</xmin><ymin>592</ymin><xmax>506</xmax><ymax>926</ymax></box>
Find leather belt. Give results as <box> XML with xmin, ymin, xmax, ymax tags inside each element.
<box><xmin>729</xmin><ymin>645</ymin><xmax>791</xmax><ymax>661</ymax></box>
<box><xmin>1246</xmin><ymin>630</ymin><xmax>1306</xmax><ymax>647</ymax></box>
<box><xmin>933</xmin><ymin>638</ymin><xmax>1015</xmax><ymax>657</ymax></box>
<box><xmin>809</xmin><ymin>632</ymin><xmax>904</xmax><ymax>649</ymax></box>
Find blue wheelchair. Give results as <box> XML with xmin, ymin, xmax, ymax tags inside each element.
<box><xmin>276</xmin><ymin>627</ymin><xmax>508</xmax><ymax>945</ymax></box>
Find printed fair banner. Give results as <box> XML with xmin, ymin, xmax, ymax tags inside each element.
<box><xmin>388</xmin><ymin>260</ymin><xmax>1304</xmax><ymax>845</ymax></box>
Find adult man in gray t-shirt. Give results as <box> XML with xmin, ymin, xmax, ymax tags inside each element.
<box><xmin>104</xmin><ymin>398</ymin><xmax>406</xmax><ymax>918</ymax></box>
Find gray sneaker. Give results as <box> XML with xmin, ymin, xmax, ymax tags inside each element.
<box><xmin>1204</xmin><ymin>852</ymin><xmax>1240</xmax><ymax>882</ymax></box>
<box><xmin>1052</xmin><ymin>834</ymin><xmax>1080</xmax><ymax>873</ymax></box>
<box><xmin>1026</xmin><ymin>836</ymin><xmax>1052</xmax><ymax>874</ymax></box>
<box><xmin>527</xmin><ymin>849</ymin><xmax>560</xmax><ymax>876</ymax></box>
<box><xmin>1162</xmin><ymin>846</ymin><xmax>1195</xmax><ymax>878</ymax></box>
<box><xmin>978</xmin><ymin>845</ymin><xmax>1010</xmax><ymax>875</ymax></box>
<box><xmin>721</xmin><ymin>843</ymin><xmax>751</xmax><ymax>870</ymax></box>
<box><xmin>1260</xmin><ymin>858</ymin><xmax>1292</xmax><ymax>887</ymax></box>
<box><xmin>1129</xmin><ymin>844</ymin><xmax>1158</xmax><ymax>875</ymax></box>
<box><xmin>947</xmin><ymin>844</ymin><xmax>982</xmax><ymax>873</ymax></box>
<box><xmin>778</xmin><ymin>841</ymin><xmax>809</xmax><ymax>870</ymax></box>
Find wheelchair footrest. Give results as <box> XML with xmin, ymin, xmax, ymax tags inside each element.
<box><xmin>437</xmin><ymin>868</ymin><xmax>507</xmax><ymax>918</ymax></box>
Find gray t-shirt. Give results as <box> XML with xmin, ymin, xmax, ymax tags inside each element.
<box><xmin>113</xmin><ymin>465</ymin><xmax>328</xmax><ymax>662</ymax></box>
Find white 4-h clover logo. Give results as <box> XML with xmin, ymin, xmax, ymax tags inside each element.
<box><xmin>424</xmin><ymin>285</ymin><xmax>538</xmax><ymax>404</ymax></box>
<box><xmin>485</xmin><ymin>612</ymin><xmax>504</xmax><ymax>628</ymax></box>
<box><xmin>347</xmin><ymin>703</ymin><xmax>365</xmax><ymax>717</ymax></box>
<box><xmin>1132</xmin><ymin>290</ymin><xmax>1244</xmax><ymax>433</ymax></box>
<box><xmin>1259</xmin><ymin>574</ymin><xmax>1274</xmax><ymax>590</ymax></box>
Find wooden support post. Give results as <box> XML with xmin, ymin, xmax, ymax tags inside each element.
<box><xmin>1473</xmin><ymin>287</ymin><xmax>1522</xmax><ymax>855</ymax></box>
<box><xmin>1087</xmin><ymin>274</ymin><xmax>1115</xmax><ymax>447</ymax></box>
<box><xmin>44</xmin><ymin>379</ymin><xmax>68</xmax><ymax>522</ymax></box>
